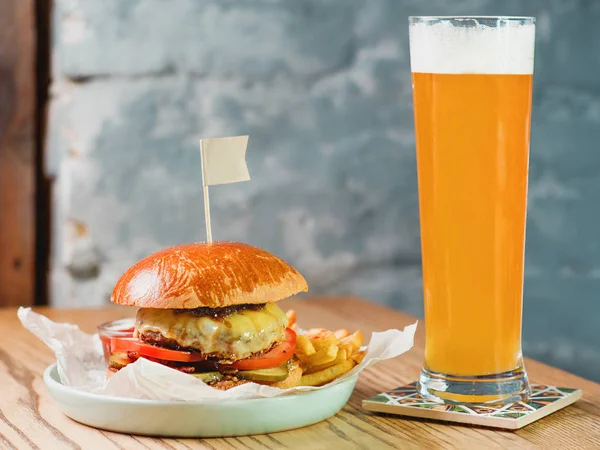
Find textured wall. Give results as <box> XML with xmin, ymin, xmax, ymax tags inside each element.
<box><xmin>48</xmin><ymin>0</ymin><xmax>600</xmax><ymax>381</ymax></box>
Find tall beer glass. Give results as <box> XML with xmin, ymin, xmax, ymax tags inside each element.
<box><xmin>409</xmin><ymin>17</ymin><xmax>535</xmax><ymax>404</ymax></box>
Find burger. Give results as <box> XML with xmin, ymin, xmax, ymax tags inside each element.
<box><xmin>107</xmin><ymin>241</ymin><xmax>308</xmax><ymax>390</ymax></box>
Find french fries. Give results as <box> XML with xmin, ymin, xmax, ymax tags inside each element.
<box><xmin>307</xmin><ymin>345</ymin><xmax>338</xmax><ymax>366</ymax></box>
<box><xmin>339</xmin><ymin>330</ymin><xmax>364</xmax><ymax>356</ymax></box>
<box><xmin>351</xmin><ymin>350</ymin><xmax>366</xmax><ymax>365</ymax></box>
<box><xmin>299</xmin><ymin>360</ymin><xmax>355</xmax><ymax>387</ymax></box>
<box><xmin>308</xmin><ymin>333</ymin><xmax>337</xmax><ymax>351</ymax></box>
<box><xmin>285</xmin><ymin>310</ymin><xmax>365</xmax><ymax>387</ymax></box>
<box><xmin>303</xmin><ymin>348</ymin><xmax>347</xmax><ymax>374</ymax></box>
<box><xmin>295</xmin><ymin>334</ymin><xmax>315</xmax><ymax>357</ymax></box>
<box><xmin>334</xmin><ymin>329</ymin><xmax>350</xmax><ymax>340</ymax></box>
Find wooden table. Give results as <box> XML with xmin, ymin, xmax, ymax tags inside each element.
<box><xmin>1</xmin><ymin>297</ymin><xmax>599</xmax><ymax>449</ymax></box>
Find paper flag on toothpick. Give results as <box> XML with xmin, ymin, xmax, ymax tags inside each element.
<box><xmin>200</xmin><ymin>136</ymin><xmax>250</xmax><ymax>186</ymax></box>
<box><xmin>199</xmin><ymin>136</ymin><xmax>251</xmax><ymax>243</ymax></box>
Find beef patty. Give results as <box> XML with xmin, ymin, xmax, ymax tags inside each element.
<box><xmin>135</xmin><ymin>302</ymin><xmax>288</xmax><ymax>361</ymax></box>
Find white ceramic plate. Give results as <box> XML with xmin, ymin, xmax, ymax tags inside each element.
<box><xmin>44</xmin><ymin>363</ymin><xmax>358</xmax><ymax>437</ymax></box>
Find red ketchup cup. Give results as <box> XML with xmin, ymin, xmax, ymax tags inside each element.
<box><xmin>97</xmin><ymin>318</ymin><xmax>135</xmax><ymax>365</ymax></box>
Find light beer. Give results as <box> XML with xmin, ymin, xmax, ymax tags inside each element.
<box><xmin>414</xmin><ymin>72</ymin><xmax>532</xmax><ymax>376</ymax></box>
<box><xmin>410</xmin><ymin>17</ymin><xmax>535</xmax><ymax>403</ymax></box>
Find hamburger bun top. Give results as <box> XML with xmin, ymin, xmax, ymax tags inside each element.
<box><xmin>110</xmin><ymin>241</ymin><xmax>308</xmax><ymax>309</ymax></box>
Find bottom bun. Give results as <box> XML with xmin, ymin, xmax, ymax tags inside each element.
<box><xmin>105</xmin><ymin>358</ymin><xmax>303</xmax><ymax>391</ymax></box>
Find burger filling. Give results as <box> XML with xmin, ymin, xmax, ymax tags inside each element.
<box><xmin>107</xmin><ymin>302</ymin><xmax>297</xmax><ymax>388</ymax></box>
<box><xmin>135</xmin><ymin>302</ymin><xmax>288</xmax><ymax>361</ymax></box>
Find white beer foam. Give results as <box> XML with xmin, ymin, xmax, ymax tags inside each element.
<box><xmin>409</xmin><ymin>20</ymin><xmax>535</xmax><ymax>74</ymax></box>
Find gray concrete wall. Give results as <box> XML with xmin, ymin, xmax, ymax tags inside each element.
<box><xmin>48</xmin><ymin>0</ymin><xmax>600</xmax><ymax>381</ymax></box>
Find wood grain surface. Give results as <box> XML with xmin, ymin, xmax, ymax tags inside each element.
<box><xmin>1</xmin><ymin>297</ymin><xmax>599</xmax><ymax>449</ymax></box>
<box><xmin>0</xmin><ymin>0</ymin><xmax>36</xmax><ymax>307</ymax></box>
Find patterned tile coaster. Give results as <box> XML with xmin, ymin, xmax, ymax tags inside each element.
<box><xmin>362</xmin><ymin>382</ymin><xmax>582</xmax><ymax>430</ymax></box>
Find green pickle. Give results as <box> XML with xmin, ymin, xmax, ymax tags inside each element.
<box><xmin>191</xmin><ymin>371</ymin><xmax>223</xmax><ymax>383</ymax></box>
<box><xmin>235</xmin><ymin>364</ymin><xmax>289</xmax><ymax>382</ymax></box>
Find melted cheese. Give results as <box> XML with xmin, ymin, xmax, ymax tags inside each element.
<box><xmin>135</xmin><ymin>302</ymin><xmax>288</xmax><ymax>360</ymax></box>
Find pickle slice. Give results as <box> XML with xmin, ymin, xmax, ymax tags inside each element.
<box><xmin>236</xmin><ymin>365</ymin><xmax>289</xmax><ymax>382</ymax></box>
<box><xmin>191</xmin><ymin>371</ymin><xmax>223</xmax><ymax>384</ymax></box>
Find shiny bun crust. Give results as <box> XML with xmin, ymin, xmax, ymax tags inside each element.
<box><xmin>110</xmin><ymin>241</ymin><xmax>308</xmax><ymax>309</ymax></box>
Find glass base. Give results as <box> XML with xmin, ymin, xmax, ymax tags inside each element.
<box><xmin>418</xmin><ymin>365</ymin><xmax>531</xmax><ymax>405</ymax></box>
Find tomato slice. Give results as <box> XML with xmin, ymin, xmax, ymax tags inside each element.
<box><xmin>111</xmin><ymin>337</ymin><xmax>207</xmax><ymax>363</ymax></box>
<box><xmin>228</xmin><ymin>328</ymin><xmax>297</xmax><ymax>371</ymax></box>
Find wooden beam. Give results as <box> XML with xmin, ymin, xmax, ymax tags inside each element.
<box><xmin>0</xmin><ymin>0</ymin><xmax>36</xmax><ymax>306</ymax></box>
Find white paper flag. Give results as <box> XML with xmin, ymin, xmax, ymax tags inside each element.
<box><xmin>200</xmin><ymin>135</ymin><xmax>250</xmax><ymax>186</ymax></box>
<box><xmin>199</xmin><ymin>135</ymin><xmax>251</xmax><ymax>243</ymax></box>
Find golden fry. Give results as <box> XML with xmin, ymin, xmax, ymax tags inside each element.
<box><xmin>286</xmin><ymin>310</ymin><xmax>297</xmax><ymax>327</ymax></box>
<box><xmin>351</xmin><ymin>350</ymin><xmax>366</xmax><ymax>365</ymax></box>
<box><xmin>299</xmin><ymin>359</ymin><xmax>355</xmax><ymax>386</ymax></box>
<box><xmin>311</xmin><ymin>344</ymin><xmax>339</xmax><ymax>366</ymax></box>
<box><xmin>290</xmin><ymin>323</ymin><xmax>298</xmax><ymax>333</ymax></box>
<box><xmin>303</xmin><ymin>348</ymin><xmax>347</xmax><ymax>374</ymax></box>
<box><xmin>309</xmin><ymin>333</ymin><xmax>338</xmax><ymax>351</ymax></box>
<box><xmin>295</xmin><ymin>334</ymin><xmax>315</xmax><ymax>356</ymax></box>
<box><xmin>304</xmin><ymin>328</ymin><xmax>328</xmax><ymax>336</ymax></box>
<box><xmin>334</xmin><ymin>329</ymin><xmax>350</xmax><ymax>340</ymax></box>
<box><xmin>339</xmin><ymin>330</ymin><xmax>364</xmax><ymax>355</ymax></box>
<box><xmin>299</xmin><ymin>345</ymin><xmax>338</xmax><ymax>367</ymax></box>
